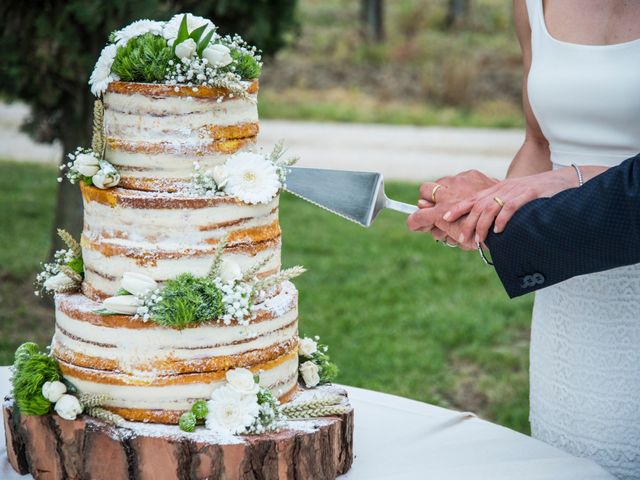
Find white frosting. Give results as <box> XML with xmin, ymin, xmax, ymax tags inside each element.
<box><xmin>53</xmin><ymin>283</ymin><xmax>298</xmax><ymax>372</ymax></box>
<box><xmin>107</xmin><ymin>147</ymin><xmax>257</xmax><ymax>181</ymax></box>
<box><xmin>61</xmin><ymin>356</ymin><xmax>298</xmax><ymax>410</ymax></box>
<box><xmin>82</xmin><ymin>243</ymin><xmax>280</xmax><ymax>297</ymax></box>
<box><xmin>83</xmin><ymin>195</ymin><xmax>278</xmax><ymax>245</ymax></box>
<box><xmin>103</xmin><ymin>89</ymin><xmax>258</xmax><ymax>189</ymax></box>
<box><xmin>81</xmin><ymin>191</ymin><xmax>281</xmax><ymax>296</ymax></box>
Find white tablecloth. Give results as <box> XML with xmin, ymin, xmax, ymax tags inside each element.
<box><xmin>0</xmin><ymin>366</ymin><xmax>613</xmax><ymax>480</ymax></box>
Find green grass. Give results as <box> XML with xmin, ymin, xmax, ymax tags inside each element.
<box><xmin>0</xmin><ymin>160</ymin><xmax>533</xmax><ymax>433</ymax></box>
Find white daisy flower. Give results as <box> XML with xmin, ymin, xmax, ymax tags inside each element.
<box><xmin>163</xmin><ymin>13</ymin><xmax>216</xmax><ymax>45</ymax></box>
<box><xmin>224</xmin><ymin>152</ymin><xmax>281</xmax><ymax>204</ymax></box>
<box><xmin>205</xmin><ymin>385</ymin><xmax>260</xmax><ymax>435</ymax></box>
<box><xmin>89</xmin><ymin>44</ymin><xmax>119</xmax><ymax>96</ymax></box>
<box><xmin>113</xmin><ymin>19</ymin><xmax>164</xmax><ymax>46</ymax></box>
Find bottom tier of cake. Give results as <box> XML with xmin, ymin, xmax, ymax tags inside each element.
<box><xmin>3</xmin><ymin>387</ymin><xmax>354</xmax><ymax>480</ymax></box>
<box><xmin>51</xmin><ymin>282</ymin><xmax>300</xmax><ymax>423</ymax></box>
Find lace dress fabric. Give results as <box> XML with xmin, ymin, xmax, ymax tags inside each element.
<box><xmin>525</xmin><ymin>0</ymin><xmax>640</xmax><ymax>477</ymax></box>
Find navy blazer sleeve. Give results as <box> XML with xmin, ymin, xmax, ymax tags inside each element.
<box><xmin>484</xmin><ymin>153</ymin><xmax>640</xmax><ymax>298</ymax></box>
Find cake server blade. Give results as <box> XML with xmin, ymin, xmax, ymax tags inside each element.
<box><xmin>284</xmin><ymin>166</ymin><xmax>418</xmax><ymax>227</ymax></box>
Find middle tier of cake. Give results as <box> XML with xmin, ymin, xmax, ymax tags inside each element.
<box><xmin>51</xmin><ymin>282</ymin><xmax>299</xmax><ymax>424</ymax></box>
<box><xmin>80</xmin><ymin>183</ymin><xmax>281</xmax><ymax>300</ymax></box>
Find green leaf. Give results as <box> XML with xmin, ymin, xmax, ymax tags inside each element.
<box><xmin>174</xmin><ymin>14</ymin><xmax>190</xmax><ymax>48</ymax></box>
<box><xmin>115</xmin><ymin>288</ymin><xmax>130</xmax><ymax>296</ymax></box>
<box><xmin>197</xmin><ymin>30</ymin><xmax>215</xmax><ymax>56</ymax></box>
<box><xmin>189</xmin><ymin>25</ymin><xmax>207</xmax><ymax>43</ymax></box>
<box><xmin>67</xmin><ymin>257</ymin><xmax>84</xmax><ymax>275</ymax></box>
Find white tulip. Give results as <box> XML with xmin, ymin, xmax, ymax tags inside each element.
<box><xmin>42</xmin><ymin>380</ymin><xmax>67</xmax><ymax>403</ymax></box>
<box><xmin>225</xmin><ymin>368</ymin><xmax>259</xmax><ymax>395</ymax></box>
<box><xmin>219</xmin><ymin>259</ymin><xmax>243</xmax><ymax>283</ymax></box>
<box><xmin>203</xmin><ymin>44</ymin><xmax>233</xmax><ymax>67</ymax></box>
<box><xmin>43</xmin><ymin>272</ymin><xmax>76</xmax><ymax>293</ymax></box>
<box><xmin>54</xmin><ymin>394</ymin><xmax>83</xmax><ymax>421</ymax></box>
<box><xmin>212</xmin><ymin>164</ymin><xmax>229</xmax><ymax>189</ymax></box>
<box><xmin>175</xmin><ymin>38</ymin><xmax>197</xmax><ymax>59</ymax></box>
<box><xmin>73</xmin><ymin>153</ymin><xmax>100</xmax><ymax>177</ymax></box>
<box><xmin>121</xmin><ymin>272</ymin><xmax>157</xmax><ymax>296</ymax></box>
<box><xmin>298</xmin><ymin>338</ymin><xmax>318</xmax><ymax>357</ymax></box>
<box><xmin>92</xmin><ymin>168</ymin><xmax>120</xmax><ymax>189</ymax></box>
<box><xmin>103</xmin><ymin>295</ymin><xmax>140</xmax><ymax>315</ymax></box>
<box><xmin>299</xmin><ymin>361</ymin><xmax>320</xmax><ymax>388</ymax></box>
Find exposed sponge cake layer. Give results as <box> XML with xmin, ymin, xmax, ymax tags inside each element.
<box><xmin>80</xmin><ymin>183</ymin><xmax>281</xmax><ymax>299</ymax></box>
<box><xmin>58</xmin><ymin>351</ymin><xmax>299</xmax><ymax>424</ymax></box>
<box><xmin>52</xmin><ymin>282</ymin><xmax>298</xmax><ymax>375</ymax></box>
<box><xmin>103</xmin><ymin>81</ymin><xmax>259</xmax><ymax>192</ymax></box>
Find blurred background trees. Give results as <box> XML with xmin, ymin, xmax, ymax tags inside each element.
<box><xmin>0</xmin><ymin>0</ymin><xmax>298</xmax><ymax>248</ymax></box>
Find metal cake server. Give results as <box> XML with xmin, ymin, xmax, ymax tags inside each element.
<box><xmin>284</xmin><ymin>166</ymin><xmax>418</xmax><ymax>227</ymax></box>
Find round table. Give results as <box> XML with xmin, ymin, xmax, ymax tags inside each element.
<box><xmin>0</xmin><ymin>366</ymin><xmax>613</xmax><ymax>479</ymax></box>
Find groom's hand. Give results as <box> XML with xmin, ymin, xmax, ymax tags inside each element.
<box><xmin>407</xmin><ymin>201</ymin><xmax>476</xmax><ymax>250</ymax></box>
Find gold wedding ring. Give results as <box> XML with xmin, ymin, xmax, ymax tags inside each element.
<box><xmin>493</xmin><ymin>196</ymin><xmax>505</xmax><ymax>207</ymax></box>
<box><xmin>431</xmin><ymin>184</ymin><xmax>443</xmax><ymax>203</ymax></box>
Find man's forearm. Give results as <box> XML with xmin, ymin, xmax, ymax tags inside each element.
<box><xmin>485</xmin><ymin>154</ymin><xmax>640</xmax><ymax>298</ymax></box>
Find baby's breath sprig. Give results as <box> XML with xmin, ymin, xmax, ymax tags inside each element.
<box><xmin>34</xmin><ymin>230</ymin><xmax>84</xmax><ymax>296</ymax></box>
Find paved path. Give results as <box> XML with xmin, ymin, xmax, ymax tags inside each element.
<box><xmin>0</xmin><ymin>103</ymin><xmax>523</xmax><ymax>181</ymax></box>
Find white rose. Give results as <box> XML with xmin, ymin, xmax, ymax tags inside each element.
<box><xmin>103</xmin><ymin>295</ymin><xmax>140</xmax><ymax>315</ymax></box>
<box><xmin>298</xmin><ymin>338</ymin><xmax>318</xmax><ymax>357</ymax></box>
<box><xmin>43</xmin><ymin>272</ymin><xmax>76</xmax><ymax>293</ymax></box>
<box><xmin>206</xmin><ymin>385</ymin><xmax>260</xmax><ymax>434</ymax></box>
<box><xmin>212</xmin><ymin>164</ymin><xmax>229</xmax><ymax>189</ymax></box>
<box><xmin>175</xmin><ymin>38</ymin><xmax>197</xmax><ymax>59</ymax></box>
<box><xmin>219</xmin><ymin>259</ymin><xmax>242</xmax><ymax>283</ymax></box>
<box><xmin>203</xmin><ymin>44</ymin><xmax>232</xmax><ymax>67</ymax></box>
<box><xmin>54</xmin><ymin>394</ymin><xmax>83</xmax><ymax>421</ymax></box>
<box><xmin>73</xmin><ymin>153</ymin><xmax>100</xmax><ymax>177</ymax></box>
<box><xmin>42</xmin><ymin>380</ymin><xmax>67</xmax><ymax>403</ymax></box>
<box><xmin>299</xmin><ymin>361</ymin><xmax>320</xmax><ymax>388</ymax></box>
<box><xmin>92</xmin><ymin>168</ymin><xmax>120</xmax><ymax>189</ymax></box>
<box><xmin>121</xmin><ymin>272</ymin><xmax>157</xmax><ymax>296</ymax></box>
<box><xmin>225</xmin><ymin>368</ymin><xmax>260</xmax><ymax>395</ymax></box>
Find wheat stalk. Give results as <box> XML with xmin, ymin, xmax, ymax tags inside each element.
<box><xmin>57</xmin><ymin>229</ymin><xmax>82</xmax><ymax>258</ymax></box>
<box><xmin>85</xmin><ymin>407</ymin><xmax>126</xmax><ymax>427</ymax></box>
<box><xmin>242</xmin><ymin>253</ymin><xmax>275</xmax><ymax>283</ymax></box>
<box><xmin>91</xmin><ymin>99</ymin><xmax>105</xmax><ymax>158</ymax></box>
<box><xmin>252</xmin><ymin>266</ymin><xmax>306</xmax><ymax>294</ymax></box>
<box><xmin>280</xmin><ymin>399</ymin><xmax>350</xmax><ymax>419</ymax></box>
<box><xmin>59</xmin><ymin>265</ymin><xmax>83</xmax><ymax>284</ymax></box>
<box><xmin>208</xmin><ymin>233</ymin><xmax>230</xmax><ymax>279</ymax></box>
<box><xmin>78</xmin><ymin>393</ymin><xmax>111</xmax><ymax>408</ymax></box>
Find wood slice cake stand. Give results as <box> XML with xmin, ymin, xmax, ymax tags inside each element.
<box><xmin>3</xmin><ymin>390</ymin><xmax>354</xmax><ymax>480</ymax></box>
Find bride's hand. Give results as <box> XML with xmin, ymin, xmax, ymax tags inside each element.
<box><xmin>443</xmin><ymin>168</ymin><xmax>579</xmax><ymax>243</ymax></box>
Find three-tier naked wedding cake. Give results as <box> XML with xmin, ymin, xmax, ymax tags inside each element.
<box><xmin>3</xmin><ymin>13</ymin><xmax>353</xmax><ymax>480</ymax></box>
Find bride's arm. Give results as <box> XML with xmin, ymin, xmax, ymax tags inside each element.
<box><xmin>508</xmin><ymin>0</ymin><xmax>552</xmax><ymax>178</ymax></box>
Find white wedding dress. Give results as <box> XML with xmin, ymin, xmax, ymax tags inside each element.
<box><xmin>525</xmin><ymin>1</ymin><xmax>640</xmax><ymax>478</ymax></box>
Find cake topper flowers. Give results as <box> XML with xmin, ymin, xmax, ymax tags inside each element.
<box><xmin>88</xmin><ymin>13</ymin><xmax>262</xmax><ymax>97</ymax></box>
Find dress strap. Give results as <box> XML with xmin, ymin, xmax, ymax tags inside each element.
<box><xmin>524</xmin><ymin>0</ymin><xmax>542</xmax><ymax>32</ymax></box>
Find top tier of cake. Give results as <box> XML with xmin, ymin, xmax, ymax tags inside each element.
<box><xmin>104</xmin><ymin>81</ymin><xmax>259</xmax><ymax>193</ymax></box>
